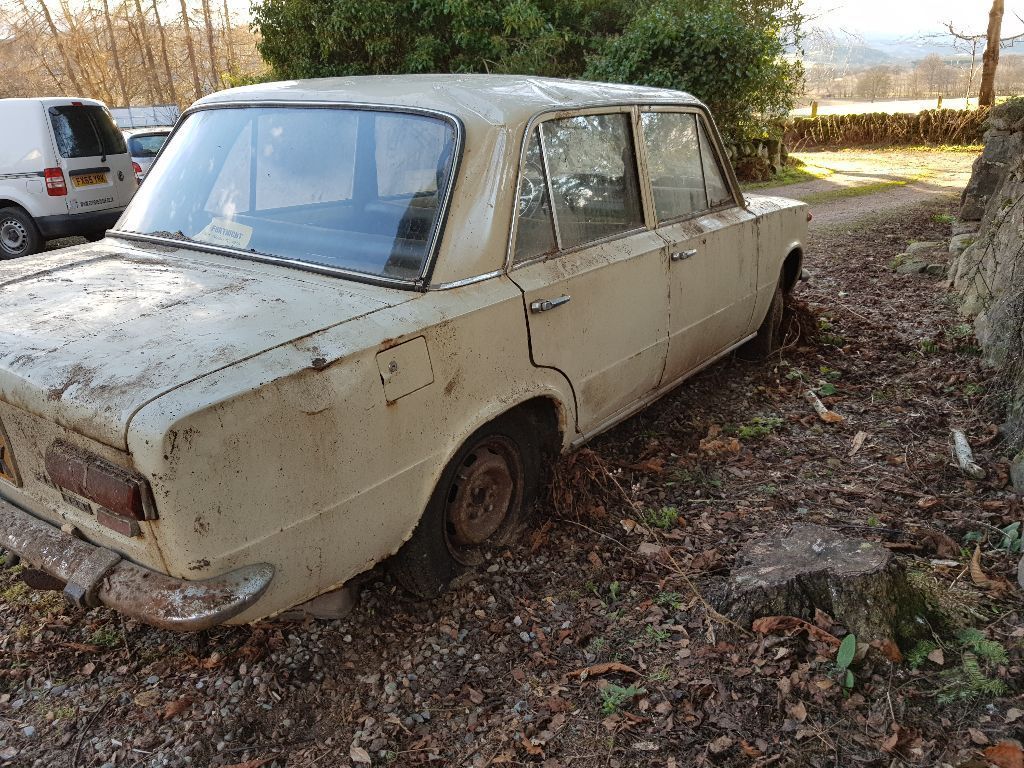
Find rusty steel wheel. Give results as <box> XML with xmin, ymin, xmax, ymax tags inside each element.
<box><xmin>444</xmin><ymin>436</ymin><xmax>524</xmax><ymax>563</ymax></box>
<box><xmin>390</xmin><ymin>413</ymin><xmax>543</xmax><ymax>598</ymax></box>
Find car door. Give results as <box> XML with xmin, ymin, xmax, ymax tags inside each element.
<box><xmin>508</xmin><ymin>110</ymin><xmax>670</xmax><ymax>436</ymax></box>
<box><xmin>638</xmin><ymin>109</ymin><xmax>759</xmax><ymax>383</ymax></box>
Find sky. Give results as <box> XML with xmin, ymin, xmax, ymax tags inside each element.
<box><xmin>802</xmin><ymin>0</ymin><xmax>1024</xmax><ymax>41</ymax></box>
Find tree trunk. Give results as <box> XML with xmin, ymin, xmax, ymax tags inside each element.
<box><xmin>980</xmin><ymin>0</ymin><xmax>1004</xmax><ymax>108</ymax></box>
<box><xmin>33</xmin><ymin>0</ymin><xmax>83</xmax><ymax>93</ymax></box>
<box><xmin>101</xmin><ymin>0</ymin><xmax>130</xmax><ymax>106</ymax></box>
<box><xmin>200</xmin><ymin>0</ymin><xmax>219</xmax><ymax>89</ymax></box>
<box><xmin>179</xmin><ymin>0</ymin><xmax>203</xmax><ymax>101</ymax></box>
<box><xmin>133</xmin><ymin>0</ymin><xmax>163</xmax><ymax>102</ymax></box>
<box><xmin>151</xmin><ymin>0</ymin><xmax>178</xmax><ymax>107</ymax></box>
<box><xmin>221</xmin><ymin>0</ymin><xmax>235</xmax><ymax>75</ymax></box>
<box><xmin>725</xmin><ymin>524</ymin><xmax>932</xmax><ymax>645</ymax></box>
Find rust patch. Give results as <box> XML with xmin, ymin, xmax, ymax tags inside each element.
<box><xmin>444</xmin><ymin>371</ymin><xmax>462</xmax><ymax>397</ymax></box>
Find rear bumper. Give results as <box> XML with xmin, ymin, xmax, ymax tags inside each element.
<box><xmin>35</xmin><ymin>208</ymin><xmax>124</xmax><ymax>239</ymax></box>
<box><xmin>0</xmin><ymin>495</ymin><xmax>273</xmax><ymax>632</ymax></box>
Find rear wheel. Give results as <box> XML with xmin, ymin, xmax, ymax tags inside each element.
<box><xmin>738</xmin><ymin>284</ymin><xmax>784</xmax><ymax>361</ymax></box>
<box><xmin>0</xmin><ymin>207</ymin><xmax>42</xmax><ymax>259</ymax></box>
<box><xmin>390</xmin><ymin>413</ymin><xmax>542</xmax><ymax>597</ymax></box>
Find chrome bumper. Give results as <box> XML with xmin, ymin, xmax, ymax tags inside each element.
<box><xmin>0</xmin><ymin>496</ymin><xmax>273</xmax><ymax>632</ymax></box>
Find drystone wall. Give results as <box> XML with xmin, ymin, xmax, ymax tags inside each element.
<box><xmin>949</xmin><ymin>98</ymin><xmax>1024</xmax><ymax>484</ymax></box>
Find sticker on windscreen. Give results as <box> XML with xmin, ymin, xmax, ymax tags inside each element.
<box><xmin>196</xmin><ymin>217</ymin><xmax>253</xmax><ymax>249</ymax></box>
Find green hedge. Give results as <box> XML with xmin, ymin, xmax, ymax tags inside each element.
<box><xmin>787</xmin><ymin>108</ymin><xmax>989</xmax><ymax>148</ymax></box>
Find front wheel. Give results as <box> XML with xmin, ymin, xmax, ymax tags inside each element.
<box><xmin>0</xmin><ymin>207</ymin><xmax>42</xmax><ymax>259</ymax></box>
<box><xmin>390</xmin><ymin>413</ymin><xmax>541</xmax><ymax>598</ymax></box>
<box><xmin>738</xmin><ymin>284</ymin><xmax>784</xmax><ymax>361</ymax></box>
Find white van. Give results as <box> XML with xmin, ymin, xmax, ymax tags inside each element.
<box><xmin>0</xmin><ymin>97</ymin><xmax>137</xmax><ymax>259</ymax></box>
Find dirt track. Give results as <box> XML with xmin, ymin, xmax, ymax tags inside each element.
<box><xmin>755</xmin><ymin>149</ymin><xmax>977</xmax><ymax>226</ymax></box>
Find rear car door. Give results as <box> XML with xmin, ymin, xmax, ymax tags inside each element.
<box><xmin>47</xmin><ymin>102</ymin><xmax>136</xmax><ymax>216</ymax></box>
<box><xmin>638</xmin><ymin>108</ymin><xmax>758</xmax><ymax>383</ymax></box>
<box><xmin>508</xmin><ymin>109</ymin><xmax>669</xmax><ymax>436</ymax></box>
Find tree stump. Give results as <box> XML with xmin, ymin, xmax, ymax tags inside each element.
<box><xmin>725</xmin><ymin>524</ymin><xmax>928</xmax><ymax>645</ymax></box>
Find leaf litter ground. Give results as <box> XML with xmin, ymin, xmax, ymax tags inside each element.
<box><xmin>1</xmin><ymin>198</ymin><xmax>1021</xmax><ymax>768</ymax></box>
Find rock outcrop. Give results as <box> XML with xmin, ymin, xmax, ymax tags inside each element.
<box><xmin>950</xmin><ymin>99</ymin><xmax>1024</xmax><ymax>476</ymax></box>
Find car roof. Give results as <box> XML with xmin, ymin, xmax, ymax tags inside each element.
<box><xmin>194</xmin><ymin>74</ymin><xmax>702</xmax><ymax>127</ymax></box>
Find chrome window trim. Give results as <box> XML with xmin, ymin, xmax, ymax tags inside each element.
<box><xmin>427</xmin><ymin>270</ymin><xmax>504</xmax><ymax>291</ymax></box>
<box><xmin>111</xmin><ymin>100</ymin><xmax>466</xmax><ymax>293</ymax></box>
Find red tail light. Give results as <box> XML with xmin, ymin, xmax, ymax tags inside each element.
<box><xmin>44</xmin><ymin>167</ymin><xmax>67</xmax><ymax>196</ymax></box>
<box><xmin>132</xmin><ymin>161</ymin><xmax>143</xmax><ymax>184</ymax></box>
<box><xmin>45</xmin><ymin>442</ymin><xmax>157</xmax><ymax>535</ymax></box>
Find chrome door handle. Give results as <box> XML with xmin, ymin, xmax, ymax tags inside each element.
<box><xmin>671</xmin><ymin>249</ymin><xmax>697</xmax><ymax>262</ymax></box>
<box><xmin>530</xmin><ymin>294</ymin><xmax>571</xmax><ymax>313</ymax></box>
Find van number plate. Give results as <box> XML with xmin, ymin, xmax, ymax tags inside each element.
<box><xmin>72</xmin><ymin>173</ymin><xmax>107</xmax><ymax>188</ymax></box>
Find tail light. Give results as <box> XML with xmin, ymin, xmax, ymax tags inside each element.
<box><xmin>44</xmin><ymin>167</ymin><xmax>67</xmax><ymax>196</ymax></box>
<box><xmin>45</xmin><ymin>441</ymin><xmax>157</xmax><ymax>537</ymax></box>
<box><xmin>132</xmin><ymin>161</ymin><xmax>143</xmax><ymax>184</ymax></box>
<box><xmin>807</xmin><ymin>211</ymin><xmax>814</xmax><ymax>222</ymax></box>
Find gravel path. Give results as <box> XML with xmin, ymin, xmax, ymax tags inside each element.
<box><xmin>754</xmin><ymin>149</ymin><xmax>977</xmax><ymax>226</ymax></box>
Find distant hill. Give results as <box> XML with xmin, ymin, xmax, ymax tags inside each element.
<box><xmin>802</xmin><ymin>35</ymin><xmax>964</xmax><ymax>69</ymax></box>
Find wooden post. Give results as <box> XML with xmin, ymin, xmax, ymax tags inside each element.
<box><xmin>810</xmin><ymin>100</ymin><xmax>819</xmax><ymax>118</ymax></box>
<box><xmin>938</xmin><ymin>95</ymin><xmax>943</xmax><ymax>109</ymax></box>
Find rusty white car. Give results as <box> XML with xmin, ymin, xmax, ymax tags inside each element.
<box><xmin>0</xmin><ymin>76</ymin><xmax>807</xmax><ymax>631</ymax></box>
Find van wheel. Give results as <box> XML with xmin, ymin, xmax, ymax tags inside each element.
<box><xmin>738</xmin><ymin>284</ymin><xmax>784</xmax><ymax>361</ymax></box>
<box><xmin>390</xmin><ymin>414</ymin><xmax>541</xmax><ymax>598</ymax></box>
<box><xmin>0</xmin><ymin>207</ymin><xmax>42</xmax><ymax>259</ymax></box>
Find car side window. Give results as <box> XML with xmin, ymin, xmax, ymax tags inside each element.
<box><xmin>540</xmin><ymin>113</ymin><xmax>644</xmax><ymax>250</ymax></box>
<box><xmin>640</xmin><ymin>112</ymin><xmax>706</xmax><ymax>222</ymax></box>
<box><xmin>513</xmin><ymin>128</ymin><xmax>558</xmax><ymax>264</ymax></box>
<box><xmin>697</xmin><ymin>117</ymin><xmax>733</xmax><ymax>208</ymax></box>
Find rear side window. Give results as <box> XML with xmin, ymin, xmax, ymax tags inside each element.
<box><xmin>127</xmin><ymin>134</ymin><xmax>168</xmax><ymax>158</ymax></box>
<box><xmin>696</xmin><ymin>119</ymin><xmax>733</xmax><ymax>208</ymax></box>
<box><xmin>49</xmin><ymin>105</ymin><xmax>127</xmax><ymax>158</ymax></box>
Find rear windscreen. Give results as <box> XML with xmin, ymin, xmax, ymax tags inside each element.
<box><xmin>128</xmin><ymin>134</ymin><xmax>168</xmax><ymax>158</ymax></box>
<box><xmin>49</xmin><ymin>105</ymin><xmax>127</xmax><ymax>158</ymax></box>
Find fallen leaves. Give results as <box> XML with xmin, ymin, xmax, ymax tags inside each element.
<box><xmin>349</xmin><ymin>744</ymin><xmax>372</xmax><ymax>764</ymax></box>
<box><xmin>751</xmin><ymin>615</ymin><xmax>840</xmax><ymax>646</ymax></box>
<box><xmin>568</xmin><ymin>662</ymin><xmax>640</xmax><ymax>680</ymax></box>
<box><xmin>970</xmin><ymin>545</ymin><xmax>1012</xmax><ymax>594</ymax></box>
<box><xmin>804</xmin><ymin>390</ymin><xmax>843</xmax><ymax>423</ymax></box>
<box><xmin>132</xmin><ymin>689</ymin><xmax>160</xmax><ymax>708</ymax></box>
<box><xmin>984</xmin><ymin>740</ymin><xmax>1024</xmax><ymax>768</ymax></box>
<box><xmin>162</xmin><ymin>696</ymin><xmax>191</xmax><ymax>720</ymax></box>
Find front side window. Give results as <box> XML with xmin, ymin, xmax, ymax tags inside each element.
<box><xmin>540</xmin><ymin>113</ymin><xmax>644</xmax><ymax>250</ymax></box>
<box><xmin>116</xmin><ymin>106</ymin><xmax>458</xmax><ymax>282</ymax></box>
<box><xmin>49</xmin><ymin>105</ymin><xmax>127</xmax><ymax>158</ymax></box>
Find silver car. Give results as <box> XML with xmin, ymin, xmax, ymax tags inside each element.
<box><xmin>122</xmin><ymin>127</ymin><xmax>172</xmax><ymax>183</ymax></box>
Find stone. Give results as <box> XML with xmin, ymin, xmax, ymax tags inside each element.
<box><xmin>948</xmin><ymin>233</ymin><xmax>976</xmax><ymax>257</ymax></box>
<box><xmin>905</xmin><ymin>240</ymin><xmax>943</xmax><ymax>255</ymax></box>
<box><xmin>951</xmin><ymin>219</ymin><xmax>981</xmax><ymax>236</ymax></box>
<box><xmin>894</xmin><ymin>257</ymin><xmax>928</xmax><ymax>275</ymax></box>
<box><xmin>1010</xmin><ymin>449</ymin><xmax>1024</xmax><ymax>493</ymax></box>
<box><xmin>925</xmin><ymin>264</ymin><xmax>947</xmax><ymax>276</ymax></box>
<box><xmin>724</xmin><ymin>523</ymin><xmax>930</xmax><ymax>644</ymax></box>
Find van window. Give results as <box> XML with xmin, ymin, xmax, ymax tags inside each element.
<box><xmin>49</xmin><ymin>105</ymin><xmax>127</xmax><ymax>159</ymax></box>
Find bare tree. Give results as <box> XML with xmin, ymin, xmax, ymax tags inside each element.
<box><xmin>133</xmin><ymin>0</ymin><xmax>163</xmax><ymax>101</ymax></box>
<box><xmin>151</xmin><ymin>0</ymin><xmax>178</xmax><ymax>105</ymax></box>
<box><xmin>179</xmin><ymin>0</ymin><xmax>202</xmax><ymax>100</ymax></box>
<box><xmin>945</xmin><ymin>4</ymin><xmax>1024</xmax><ymax>107</ymax></box>
<box><xmin>856</xmin><ymin>65</ymin><xmax>894</xmax><ymax>102</ymax></box>
<box><xmin>220</xmin><ymin>0</ymin><xmax>234</xmax><ymax>75</ymax></box>
<box><xmin>200</xmin><ymin>0</ymin><xmax>218</xmax><ymax>87</ymax></box>
<box><xmin>29</xmin><ymin>0</ymin><xmax>82</xmax><ymax>93</ymax></box>
<box><xmin>100</xmin><ymin>0</ymin><xmax>129</xmax><ymax>105</ymax></box>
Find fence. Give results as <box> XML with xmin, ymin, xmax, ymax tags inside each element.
<box><xmin>786</xmin><ymin>108</ymin><xmax>989</xmax><ymax>148</ymax></box>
